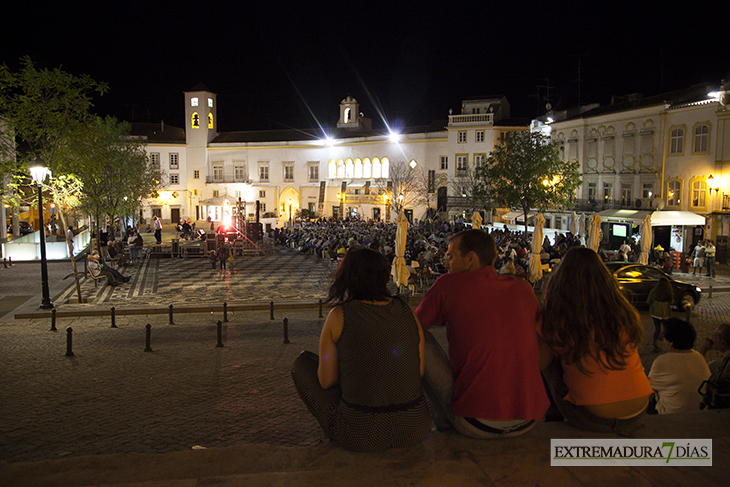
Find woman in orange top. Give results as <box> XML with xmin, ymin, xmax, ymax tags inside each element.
<box><xmin>539</xmin><ymin>248</ymin><xmax>653</xmax><ymax>432</ymax></box>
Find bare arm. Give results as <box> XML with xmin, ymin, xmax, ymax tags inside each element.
<box><xmin>318</xmin><ymin>306</ymin><xmax>343</xmax><ymax>389</ymax></box>
<box><xmin>410</xmin><ymin>308</ymin><xmax>426</xmax><ymax>377</ymax></box>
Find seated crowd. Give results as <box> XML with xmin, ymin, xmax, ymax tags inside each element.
<box><xmin>290</xmin><ymin>225</ymin><xmax>729</xmax><ymax>452</ymax></box>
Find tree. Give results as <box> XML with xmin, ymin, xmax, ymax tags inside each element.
<box><xmin>375</xmin><ymin>159</ymin><xmax>426</xmax><ymax>218</ymax></box>
<box><xmin>69</xmin><ymin>116</ymin><xmax>160</xmax><ymax>242</ymax></box>
<box><xmin>473</xmin><ymin>130</ymin><xmax>581</xmax><ymax>233</ymax></box>
<box><xmin>0</xmin><ymin>57</ymin><xmax>108</xmax><ymax>301</ymax></box>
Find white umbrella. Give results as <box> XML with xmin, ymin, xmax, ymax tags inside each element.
<box><xmin>471</xmin><ymin>211</ymin><xmax>483</xmax><ymax>229</ymax></box>
<box><xmin>639</xmin><ymin>213</ymin><xmax>653</xmax><ymax>265</ymax></box>
<box><xmin>580</xmin><ymin>213</ymin><xmax>588</xmax><ymax>245</ymax></box>
<box><xmin>528</xmin><ymin>213</ymin><xmax>545</xmax><ymax>283</ymax></box>
<box><xmin>569</xmin><ymin>211</ymin><xmax>578</xmax><ymax>236</ymax></box>
<box><xmin>588</xmin><ymin>214</ymin><xmax>602</xmax><ymax>252</ymax></box>
<box><xmin>391</xmin><ymin>211</ymin><xmax>410</xmax><ymax>289</ymax></box>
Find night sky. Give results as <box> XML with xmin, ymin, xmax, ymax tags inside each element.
<box><xmin>4</xmin><ymin>1</ymin><xmax>728</xmax><ymax>133</ymax></box>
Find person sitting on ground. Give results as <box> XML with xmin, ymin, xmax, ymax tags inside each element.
<box><xmin>697</xmin><ymin>324</ymin><xmax>730</xmax><ymax>374</ymax></box>
<box><xmin>647</xmin><ymin>277</ymin><xmax>674</xmax><ymax>353</ymax></box>
<box><xmin>291</xmin><ymin>247</ymin><xmax>431</xmax><ymax>451</ymax></box>
<box><xmin>539</xmin><ymin>247</ymin><xmax>653</xmax><ymax>432</ymax></box>
<box><xmin>647</xmin><ymin>318</ymin><xmax>711</xmax><ymax>414</ymax></box>
<box><xmin>87</xmin><ymin>253</ymin><xmax>129</xmax><ymax>285</ymax></box>
<box><xmin>208</xmin><ymin>249</ymin><xmax>218</xmax><ymax>269</ymax></box>
<box><xmin>416</xmin><ymin>229</ymin><xmax>548</xmax><ymax>438</ymax></box>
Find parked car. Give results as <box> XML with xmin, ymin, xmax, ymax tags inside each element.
<box><xmin>604</xmin><ymin>262</ymin><xmax>701</xmax><ymax>311</ymax></box>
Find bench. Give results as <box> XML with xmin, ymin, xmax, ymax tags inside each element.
<box><xmin>86</xmin><ymin>263</ymin><xmax>108</xmax><ymax>288</ymax></box>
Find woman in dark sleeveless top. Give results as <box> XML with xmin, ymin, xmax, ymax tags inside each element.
<box><xmin>292</xmin><ymin>246</ymin><xmax>432</xmax><ymax>451</ymax></box>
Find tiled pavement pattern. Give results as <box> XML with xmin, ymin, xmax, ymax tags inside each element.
<box><xmin>1</xmin><ymin>243</ymin><xmax>729</xmax><ymax>464</ymax></box>
<box><xmin>57</xmin><ymin>249</ymin><xmax>338</xmax><ymax>309</ymax></box>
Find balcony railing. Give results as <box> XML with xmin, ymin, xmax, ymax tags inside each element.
<box><xmin>205</xmin><ymin>176</ymin><xmax>252</xmax><ymax>184</ymax></box>
<box><xmin>448</xmin><ymin>113</ymin><xmax>494</xmax><ymax>126</ymax></box>
<box><xmin>569</xmin><ymin>198</ymin><xmax>651</xmax><ymax>212</ymax></box>
<box><xmin>342</xmin><ymin>194</ymin><xmax>385</xmax><ymax>204</ymax></box>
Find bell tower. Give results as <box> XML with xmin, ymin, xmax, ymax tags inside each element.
<box><xmin>184</xmin><ymin>83</ymin><xmax>217</xmax><ymax>147</ymax></box>
<box><xmin>337</xmin><ymin>96</ymin><xmax>370</xmax><ymax>130</ymax></box>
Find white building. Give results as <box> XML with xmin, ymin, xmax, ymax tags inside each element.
<box><xmin>132</xmin><ymin>85</ymin><xmax>524</xmax><ymax>230</ymax></box>
<box><xmin>545</xmin><ymin>81</ymin><xmax>730</xmax><ymax>259</ymax></box>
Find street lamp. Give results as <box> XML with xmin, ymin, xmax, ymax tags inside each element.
<box><xmin>288</xmin><ymin>198</ymin><xmax>292</xmax><ymax>227</ymax></box>
<box><xmin>708</xmin><ymin>175</ymin><xmax>721</xmax><ymax>211</ymax></box>
<box><xmin>29</xmin><ymin>158</ymin><xmax>53</xmax><ymax>309</ymax></box>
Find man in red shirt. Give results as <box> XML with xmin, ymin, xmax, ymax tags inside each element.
<box><xmin>416</xmin><ymin>229</ymin><xmax>549</xmax><ymax>437</ymax></box>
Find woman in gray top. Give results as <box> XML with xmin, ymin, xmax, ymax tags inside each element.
<box><xmin>292</xmin><ymin>246</ymin><xmax>431</xmax><ymax>451</ymax></box>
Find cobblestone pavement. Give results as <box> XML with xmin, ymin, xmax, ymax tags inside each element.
<box><xmin>1</xmin><ymin>245</ymin><xmax>729</xmax><ymax>464</ymax></box>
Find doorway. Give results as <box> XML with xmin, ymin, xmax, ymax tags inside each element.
<box><xmin>170</xmin><ymin>208</ymin><xmax>180</xmax><ymax>224</ymax></box>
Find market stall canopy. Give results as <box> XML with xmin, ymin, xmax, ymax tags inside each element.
<box><xmin>597</xmin><ymin>209</ymin><xmax>705</xmax><ymax>227</ymax></box>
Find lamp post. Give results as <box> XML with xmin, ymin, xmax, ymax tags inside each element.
<box><xmin>288</xmin><ymin>198</ymin><xmax>292</xmax><ymax>227</ymax></box>
<box><xmin>708</xmin><ymin>175</ymin><xmax>720</xmax><ymax>211</ymax></box>
<box><xmin>29</xmin><ymin>158</ymin><xmax>53</xmax><ymax>309</ymax></box>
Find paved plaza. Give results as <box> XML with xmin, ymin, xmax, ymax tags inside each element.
<box><xmin>1</xmin><ymin>243</ymin><xmax>730</xmax><ymax>486</ymax></box>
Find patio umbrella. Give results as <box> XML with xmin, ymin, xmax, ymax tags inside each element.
<box><xmin>588</xmin><ymin>214</ymin><xmax>602</xmax><ymax>252</ymax></box>
<box><xmin>569</xmin><ymin>211</ymin><xmax>578</xmax><ymax>236</ymax></box>
<box><xmin>639</xmin><ymin>212</ymin><xmax>653</xmax><ymax>265</ymax></box>
<box><xmin>528</xmin><ymin>213</ymin><xmax>545</xmax><ymax>283</ymax></box>
<box><xmin>391</xmin><ymin>211</ymin><xmax>410</xmax><ymax>289</ymax></box>
<box><xmin>580</xmin><ymin>213</ymin><xmax>588</xmax><ymax>244</ymax></box>
<box><xmin>471</xmin><ymin>211</ymin><xmax>483</xmax><ymax>229</ymax></box>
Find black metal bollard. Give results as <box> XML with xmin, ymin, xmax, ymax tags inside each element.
<box><xmin>223</xmin><ymin>302</ymin><xmax>228</xmax><ymax>322</ymax></box>
<box><xmin>270</xmin><ymin>300</ymin><xmax>274</xmax><ymax>320</ymax></box>
<box><xmin>50</xmin><ymin>308</ymin><xmax>57</xmax><ymax>332</ymax></box>
<box><xmin>144</xmin><ymin>324</ymin><xmax>152</xmax><ymax>352</ymax></box>
<box><xmin>709</xmin><ymin>285</ymin><xmax>713</xmax><ymax>299</ymax></box>
<box><xmin>111</xmin><ymin>307</ymin><xmax>117</xmax><ymax>328</ymax></box>
<box><xmin>169</xmin><ymin>304</ymin><xmax>174</xmax><ymax>325</ymax></box>
<box><xmin>283</xmin><ymin>318</ymin><xmax>290</xmax><ymax>344</ymax></box>
<box><xmin>65</xmin><ymin>327</ymin><xmax>74</xmax><ymax>357</ymax></box>
<box><xmin>3</xmin><ymin>258</ymin><xmax>6</xmax><ymax>268</ymax></box>
<box><xmin>8</xmin><ymin>256</ymin><xmax>11</xmax><ymax>266</ymax></box>
<box><xmin>318</xmin><ymin>299</ymin><xmax>323</xmax><ymax>319</ymax></box>
<box><xmin>216</xmin><ymin>320</ymin><xmax>224</xmax><ymax>348</ymax></box>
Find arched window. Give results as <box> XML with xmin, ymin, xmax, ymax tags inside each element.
<box><xmin>372</xmin><ymin>158</ymin><xmax>381</xmax><ymax>178</ymax></box>
<box><xmin>354</xmin><ymin>159</ymin><xmax>363</xmax><ymax>179</ymax></box>
<box><xmin>381</xmin><ymin>157</ymin><xmax>389</xmax><ymax>178</ymax></box>
<box><xmin>336</xmin><ymin>159</ymin><xmax>345</xmax><ymax>179</ymax></box>
<box><xmin>191</xmin><ymin>112</ymin><xmax>200</xmax><ymax>129</ymax></box>
<box><xmin>363</xmin><ymin>158</ymin><xmax>372</xmax><ymax>178</ymax></box>
<box><xmin>208</xmin><ymin>113</ymin><xmax>214</xmax><ymax>129</ymax></box>
<box><xmin>344</xmin><ymin>107</ymin><xmax>351</xmax><ymax>123</ymax></box>
<box><xmin>690</xmin><ymin>179</ymin><xmax>707</xmax><ymax>209</ymax></box>
<box><xmin>345</xmin><ymin>159</ymin><xmax>354</xmax><ymax>178</ymax></box>
<box><xmin>328</xmin><ymin>159</ymin><xmax>336</xmax><ymax>179</ymax></box>
<box><xmin>667</xmin><ymin>180</ymin><xmax>681</xmax><ymax>207</ymax></box>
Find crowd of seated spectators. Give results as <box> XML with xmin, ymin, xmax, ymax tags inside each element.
<box><xmin>270</xmin><ymin>216</ymin><xmax>589</xmax><ymax>281</ymax></box>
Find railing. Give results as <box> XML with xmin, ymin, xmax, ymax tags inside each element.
<box><xmin>205</xmin><ymin>176</ymin><xmax>252</xmax><ymax>184</ymax></box>
<box><xmin>448</xmin><ymin>113</ymin><xmax>494</xmax><ymax>125</ymax></box>
<box><xmin>342</xmin><ymin>194</ymin><xmax>385</xmax><ymax>204</ymax></box>
<box><xmin>568</xmin><ymin>198</ymin><xmax>649</xmax><ymax>212</ymax></box>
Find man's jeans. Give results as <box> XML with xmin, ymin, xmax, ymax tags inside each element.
<box><xmin>422</xmin><ymin>330</ymin><xmax>536</xmax><ymax>438</ymax></box>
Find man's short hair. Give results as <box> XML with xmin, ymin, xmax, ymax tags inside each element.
<box><xmin>450</xmin><ymin>229</ymin><xmax>497</xmax><ymax>267</ymax></box>
<box><xmin>663</xmin><ymin>318</ymin><xmax>696</xmax><ymax>350</ymax></box>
